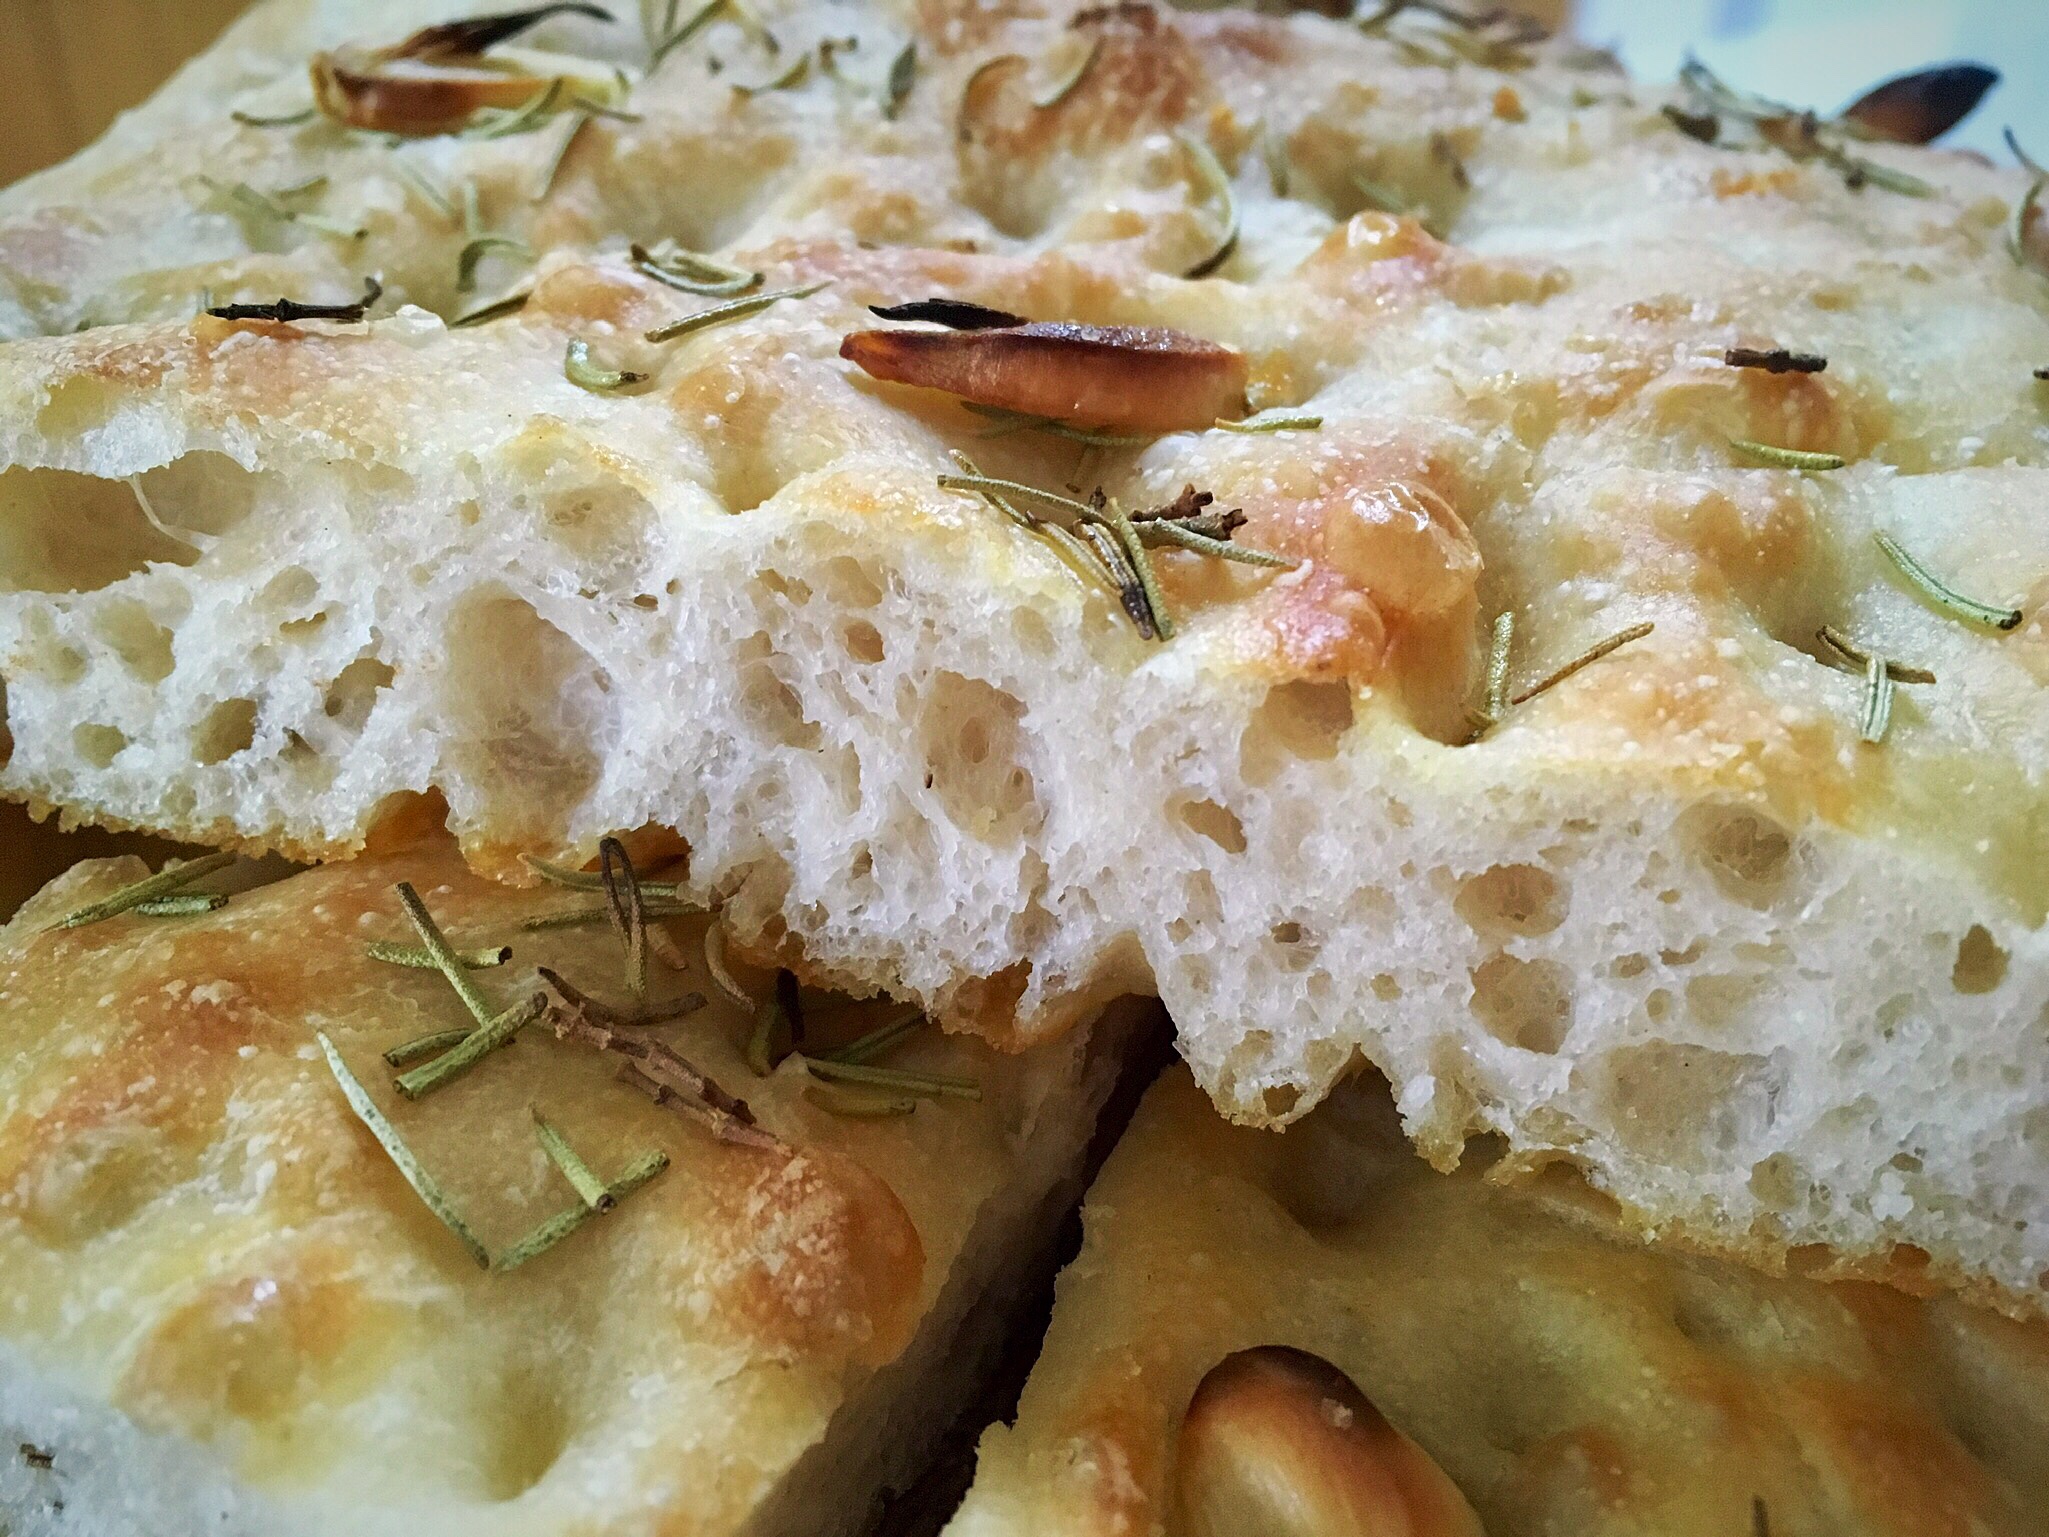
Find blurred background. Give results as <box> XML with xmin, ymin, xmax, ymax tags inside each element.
<box><xmin>1</xmin><ymin>0</ymin><xmax>2045</xmax><ymax>913</ymax></box>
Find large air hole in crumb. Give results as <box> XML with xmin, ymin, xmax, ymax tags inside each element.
<box><xmin>1173</xmin><ymin>796</ymin><xmax>1246</xmax><ymax>854</ymax></box>
<box><xmin>735</xmin><ymin>633</ymin><xmax>821</xmax><ymax>750</ymax></box>
<box><xmin>132</xmin><ymin>454</ymin><xmax>257</xmax><ymax>542</ymax></box>
<box><xmin>819</xmin><ymin>555</ymin><xmax>884</xmax><ymax>609</ymax></box>
<box><xmin>537</xmin><ymin>477</ymin><xmax>655</xmax><ymax>571</ymax></box>
<box><xmin>0</xmin><ymin>468</ymin><xmax>199</xmax><ymax>593</ymax></box>
<box><xmin>260</xmin><ymin>566</ymin><xmax>320</xmax><ymax>615</ymax></box>
<box><xmin>193</xmin><ymin>699</ymin><xmax>257</xmax><ymax>764</ymax></box>
<box><xmin>442</xmin><ymin>590</ymin><xmax>609</xmax><ymax>834</ymax></box>
<box><xmin>1953</xmin><ymin>925</ymin><xmax>2009</xmax><ymax>994</ymax></box>
<box><xmin>1686</xmin><ymin>973</ymin><xmax>1763</xmax><ymax>1029</ymax></box>
<box><xmin>1240</xmin><ymin>680</ymin><xmax>1355</xmax><ymax>784</ymax></box>
<box><xmin>73</xmin><ymin>723</ymin><xmax>129</xmax><ymax>768</ymax></box>
<box><xmin>1681</xmin><ymin>802</ymin><xmax>1797</xmax><ymax>908</ymax></box>
<box><xmin>1455</xmin><ymin>863</ymin><xmax>1566</xmax><ymax>938</ymax></box>
<box><xmin>841</xmin><ymin>621</ymin><xmax>885</xmax><ymax>664</ymax></box>
<box><xmin>92</xmin><ymin>598</ymin><xmax>176</xmax><ymax>682</ymax></box>
<box><xmin>1749</xmin><ymin>1151</ymin><xmax>1803</xmax><ymax>1211</ymax></box>
<box><xmin>917</xmin><ymin>672</ymin><xmax>1040</xmax><ymax>842</ymax></box>
<box><xmin>1470</xmin><ymin>954</ymin><xmax>1573</xmax><ymax>1053</ymax></box>
<box><xmin>323</xmin><ymin>657</ymin><xmax>396</xmax><ymax>733</ymax></box>
<box><xmin>1599</xmin><ymin>1042</ymin><xmax>1771</xmax><ymax>1162</ymax></box>
<box><xmin>1012</xmin><ymin>607</ymin><xmax>1056</xmax><ymax>658</ymax></box>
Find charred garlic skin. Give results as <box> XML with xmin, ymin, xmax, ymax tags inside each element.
<box><xmin>1174</xmin><ymin>1346</ymin><xmax>1486</xmax><ymax>1537</ymax></box>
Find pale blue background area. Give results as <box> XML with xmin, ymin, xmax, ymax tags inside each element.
<box><xmin>1577</xmin><ymin>0</ymin><xmax>2049</xmax><ymax>162</ymax></box>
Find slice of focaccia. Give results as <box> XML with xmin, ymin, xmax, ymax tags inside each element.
<box><xmin>945</xmin><ymin>1066</ymin><xmax>2049</xmax><ymax>1537</ymax></box>
<box><xmin>1</xmin><ymin>0</ymin><xmax>2047</xmax><ymax>1308</ymax></box>
<box><xmin>0</xmin><ymin>844</ymin><xmax>1138</xmax><ymax>1536</ymax></box>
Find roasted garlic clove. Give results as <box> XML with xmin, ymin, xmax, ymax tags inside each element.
<box><xmin>839</xmin><ymin>322</ymin><xmax>1248</xmax><ymax>434</ymax></box>
<box><xmin>1174</xmin><ymin>1346</ymin><xmax>1486</xmax><ymax>1537</ymax></box>
<box><xmin>311</xmin><ymin>3</ymin><xmax>624</xmax><ymax>137</ymax></box>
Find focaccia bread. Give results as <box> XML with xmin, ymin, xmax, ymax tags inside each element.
<box><xmin>945</xmin><ymin>1066</ymin><xmax>2049</xmax><ymax>1537</ymax></box>
<box><xmin>0</xmin><ymin>843</ymin><xmax>1136</xmax><ymax>1536</ymax></box>
<box><xmin>1</xmin><ymin>0</ymin><xmax>2047</xmax><ymax>1308</ymax></box>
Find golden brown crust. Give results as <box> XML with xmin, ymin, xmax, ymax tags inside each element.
<box><xmin>0</xmin><ymin>842</ymin><xmax>1094</xmax><ymax>1528</ymax></box>
<box><xmin>947</xmin><ymin>1070</ymin><xmax>2049</xmax><ymax>1537</ymax></box>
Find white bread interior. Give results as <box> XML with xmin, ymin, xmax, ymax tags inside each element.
<box><xmin>0</xmin><ymin>0</ymin><xmax>2045</xmax><ymax>1312</ymax></box>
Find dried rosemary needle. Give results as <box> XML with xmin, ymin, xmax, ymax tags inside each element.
<box><xmin>317</xmin><ymin>1031</ymin><xmax>489</xmax><ymax>1267</ymax></box>
<box><xmin>48</xmin><ymin>850</ymin><xmax>237</xmax><ymax>932</ymax></box>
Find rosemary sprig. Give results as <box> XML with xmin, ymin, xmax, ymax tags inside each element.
<box><xmin>1180</xmin><ymin>133</ymin><xmax>1239</xmax><ymax>279</ymax></box>
<box><xmin>457</xmin><ymin>182</ymin><xmax>532</xmax><ymax>292</ymax></box>
<box><xmin>493</xmin><ymin>1148</ymin><xmax>668</xmax><ymax>1272</ymax></box>
<box><xmin>538</xmin><ymin>966</ymin><xmax>706</xmax><ymax>1029</ymax></box>
<box><xmin>1033</xmin><ymin>36</ymin><xmax>1101</xmax><ymax>109</ymax></box>
<box><xmin>232</xmin><ymin>106</ymin><xmax>316</xmax><ymax>127</ymax></box>
<box><xmin>199</xmin><ymin>175</ymin><xmax>364</xmax><ymax>241</ymax></box>
<box><xmin>1873</xmin><ymin>531</ymin><xmax>2022</xmax><ymax>630</ymax></box>
<box><xmin>368</xmin><ymin>940</ymin><xmax>512</xmax><ymax>970</ymax></box>
<box><xmin>1816</xmin><ymin>625</ymin><xmax>1936</xmax><ymax>683</ymax></box>
<box><xmin>702</xmin><ymin>923</ymin><xmax>755</xmax><ymax>1008</ymax></box>
<box><xmin>208</xmin><ymin>276</ymin><xmax>383</xmax><ymax>324</ymax></box>
<box><xmin>394</xmin><ymin>993</ymin><xmax>548</xmax><ymax>1099</ymax></box>
<box><xmin>48</xmin><ymin>850</ymin><xmax>237</xmax><ymax>932</ymax></box>
<box><xmin>1730</xmin><ymin>438</ymin><xmax>1845</xmax><ymax>471</ymax></box>
<box><xmin>1506</xmin><ymin>621</ymin><xmax>1655</xmax><ymax>708</ymax></box>
<box><xmin>2008</xmin><ymin>126</ymin><xmax>2048</xmax><ymax>179</ymax></box>
<box><xmin>2012</xmin><ymin>180</ymin><xmax>2045</xmax><ymax>266</ymax></box>
<box><xmin>317</xmin><ymin>1031</ymin><xmax>489</xmax><ymax>1267</ymax></box>
<box><xmin>396</xmin><ymin>881</ymin><xmax>501</xmax><ymax>1027</ymax></box>
<box><xmin>471</xmin><ymin>77</ymin><xmax>566</xmax><ymax>139</ymax></box>
<box><xmin>747</xmin><ymin>967</ymin><xmax>804</xmax><ymax>1074</ymax></box>
<box><xmin>383</xmin><ymin>1028</ymin><xmax>473</xmax><ymax>1068</ymax></box>
<box><xmin>819</xmin><ymin>36</ymin><xmax>858</xmax><ymax>83</ymax></box>
<box><xmin>451</xmin><ymin>290</ymin><xmax>531</xmax><ymax>327</ymax></box>
<box><xmin>1111</xmin><ymin>494</ymin><xmax>1173</xmax><ymax>637</ymax></box>
<box><xmin>805</xmin><ymin>1083</ymin><xmax>916</xmax><ymax>1117</ymax></box>
<box><xmin>538</xmin><ymin>112</ymin><xmax>591</xmax><ymax>199</ymax></box>
<box><xmin>1676</xmin><ymin>59</ymin><xmax>1935</xmax><ymax>198</ymax></box>
<box><xmin>937</xmin><ymin>472</ymin><xmax>1094</xmax><ymax>520</ymax></box>
<box><xmin>1215</xmin><ymin>413</ymin><xmax>1322</xmax><ymax>433</ymax></box>
<box><xmin>817</xmin><ymin>1006</ymin><xmax>924</xmax><ymax>1064</ymax></box>
<box><xmin>533</xmin><ymin>1109</ymin><xmax>615</xmax><ymax>1209</ymax></box>
<box><xmin>1858</xmin><ymin>654</ymin><xmax>1896</xmax><ymax>743</ymax></box>
<box><xmin>800</xmin><ymin>1056</ymin><xmax>981</xmax><ymax>1100</ymax></box>
<box><xmin>393</xmin><ymin>160</ymin><xmax>459</xmax><ymax>223</ymax></box>
<box><xmin>525</xmin><ymin>852</ymin><xmax>685</xmax><ymax>900</ymax></box>
<box><xmin>546</xmin><ymin>970</ymin><xmax>780</xmax><ymax>1148</ymax></box>
<box><xmin>1077</xmin><ymin>521</ymin><xmax>1154</xmax><ymax>636</ymax></box>
<box><xmin>725</xmin><ymin>0</ymin><xmax>779</xmax><ymax>53</ymax></box>
<box><xmin>1724</xmin><ymin>346</ymin><xmax>1825</xmax><ymax>374</ymax></box>
<box><xmin>945</xmin><ymin>451</ymin><xmax>1112</xmax><ymax>596</ymax></box>
<box><xmin>644</xmin><ymin>282</ymin><xmax>826</xmax><ymax>342</ymax></box>
<box><xmin>565</xmin><ymin>337</ymin><xmax>648</xmax><ymax>390</ymax></box>
<box><xmin>133</xmin><ymin>894</ymin><xmax>229</xmax><ymax>918</ymax></box>
<box><xmin>734</xmin><ymin>53</ymin><xmax>811</xmax><ymax>95</ymax></box>
<box><xmin>597</xmin><ymin>836</ymin><xmax>649</xmax><ymax>1002</ymax></box>
<box><xmin>883</xmin><ymin>42</ymin><xmax>917</xmax><ymax>120</ymax></box>
<box><xmin>631</xmin><ymin>241</ymin><xmax>761</xmax><ymax>297</ymax></box>
<box><xmin>1134</xmin><ymin>517</ymin><xmax>1294</xmax><ymax>568</ymax></box>
<box><xmin>652</xmin><ymin>0</ymin><xmax>724</xmax><ymax>64</ymax></box>
<box><xmin>961</xmin><ymin>402</ymin><xmax>1152</xmax><ymax>446</ymax></box>
<box><xmin>522</xmin><ymin>901</ymin><xmax>697</xmax><ymax>932</ymax></box>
